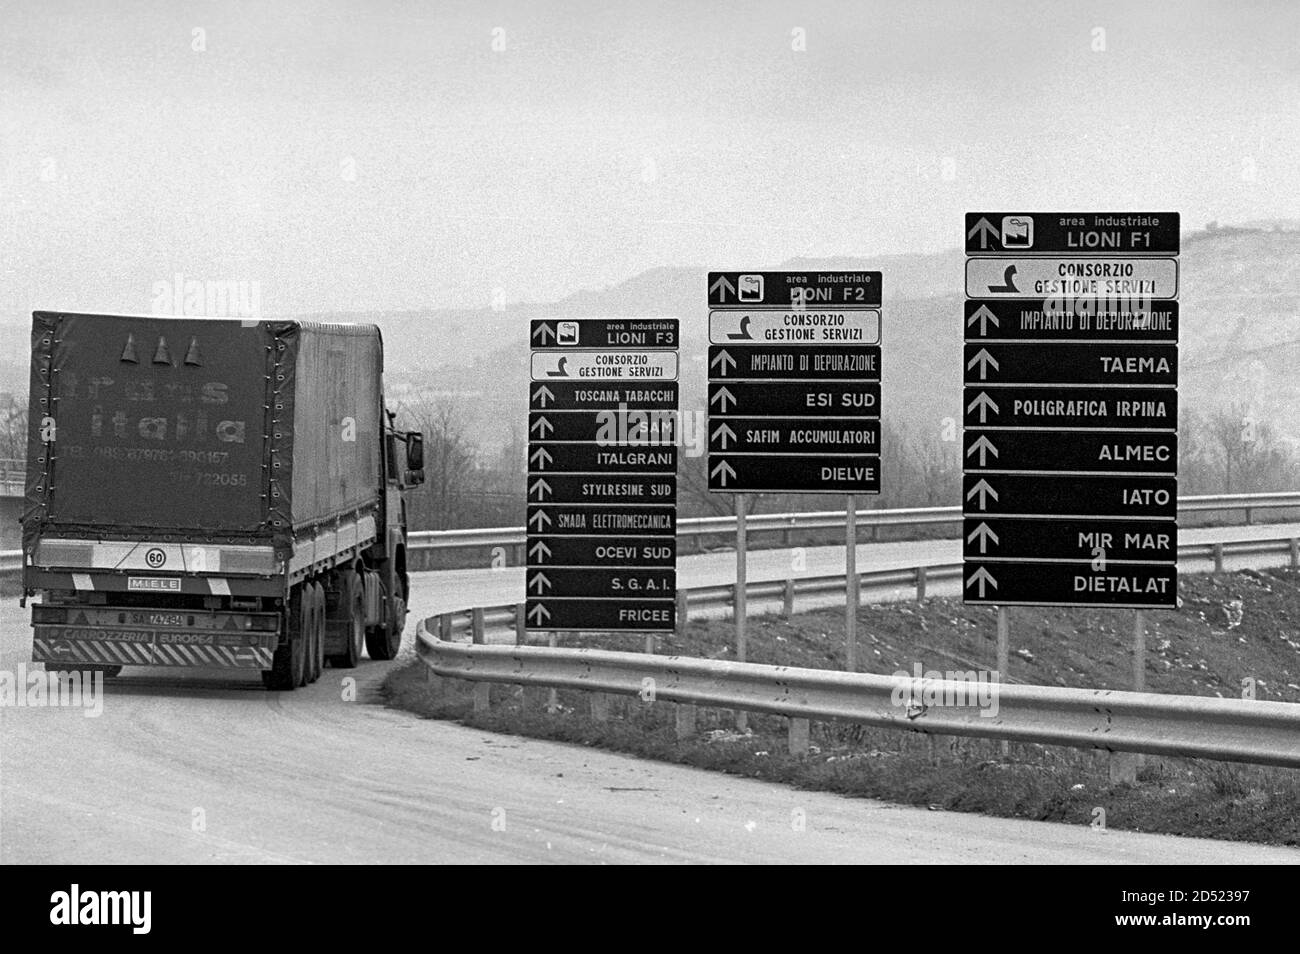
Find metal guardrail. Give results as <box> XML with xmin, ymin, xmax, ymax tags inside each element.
<box><xmin>406</xmin><ymin>491</ymin><xmax>1300</xmax><ymax>557</ymax></box>
<box><xmin>426</xmin><ymin>536</ymin><xmax>1300</xmax><ymax>642</ymax></box>
<box><xmin>5</xmin><ymin>496</ymin><xmax>1298</xmax><ymax>584</ymax></box>
<box><xmin>416</xmin><ymin>619</ymin><xmax>1300</xmax><ymax>768</ymax></box>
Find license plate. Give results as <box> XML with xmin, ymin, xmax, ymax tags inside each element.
<box><xmin>131</xmin><ymin>612</ymin><xmax>187</xmax><ymax>626</ymax></box>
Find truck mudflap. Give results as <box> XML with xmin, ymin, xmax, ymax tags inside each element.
<box><xmin>31</xmin><ymin>606</ymin><xmax>279</xmax><ymax>670</ymax></box>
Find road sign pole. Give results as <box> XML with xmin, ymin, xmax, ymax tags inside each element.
<box><xmin>1132</xmin><ymin>608</ymin><xmax>1147</xmax><ymax>775</ymax></box>
<box><xmin>997</xmin><ymin>606</ymin><xmax>1009</xmax><ymax>756</ymax></box>
<box><xmin>1132</xmin><ymin>609</ymin><xmax>1146</xmax><ymax>693</ymax></box>
<box><xmin>735</xmin><ymin>493</ymin><xmax>748</xmax><ymax>731</ymax></box>
<box><xmin>546</xmin><ymin>631</ymin><xmax>558</xmax><ymax>713</ymax></box>
<box><xmin>846</xmin><ymin>495</ymin><xmax>858</xmax><ymax>671</ymax></box>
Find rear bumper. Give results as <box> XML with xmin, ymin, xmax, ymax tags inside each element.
<box><xmin>33</xmin><ymin>633</ymin><xmax>273</xmax><ymax>669</ymax></box>
<box><xmin>31</xmin><ymin>606</ymin><xmax>279</xmax><ymax>670</ymax></box>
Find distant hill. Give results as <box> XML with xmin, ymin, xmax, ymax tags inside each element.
<box><xmin>304</xmin><ymin>227</ymin><xmax>1300</xmax><ymax>457</ymax></box>
<box><xmin>2</xmin><ymin>226</ymin><xmax>1297</xmax><ymax>458</ymax></box>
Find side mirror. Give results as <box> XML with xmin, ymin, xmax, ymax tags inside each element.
<box><xmin>405</xmin><ymin>432</ymin><xmax>425</xmax><ymax>484</ymax></box>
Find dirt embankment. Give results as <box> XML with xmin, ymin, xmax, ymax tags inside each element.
<box><xmin>384</xmin><ymin>567</ymin><xmax>1300</xmax><ymax>846</ymax></box>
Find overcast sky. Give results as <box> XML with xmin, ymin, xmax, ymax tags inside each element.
<box><xmin>1</xmin><ymin>0</ymin><xmax>1297</xmax><ymax>317</ymax></box>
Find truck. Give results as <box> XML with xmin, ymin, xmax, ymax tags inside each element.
<box><xmin>20</xmin><ymin>311</ymin><xmax>424</xmax><ymax>690</ymax></box>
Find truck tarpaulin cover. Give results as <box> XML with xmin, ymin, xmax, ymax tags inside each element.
<box><xmin>24</xmin><ymin>313</ymin><xmax>383</xmax><ymax>551</ymax></box>
<box><xmin>273</xmin><ymin>321</ymin><xmax>383</xmax><ymax>540</ymax></box>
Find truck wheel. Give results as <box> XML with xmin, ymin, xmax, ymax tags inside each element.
<box><xmin>365</xmin><ymin>594</ymin><xmax>404</xmax><ymax>661</ymax></box>
<box><xmin>326</xmin><ymin>572</ymin><xmax>364</xmax><ymax>668</ymax></box>
<box><xmin>297</xmin><ymin>583</ymin><xmax>321</xmax><ymax>687</ymax></box>
<box><xmin>263</xmin><ymin>585</ymin><xmax>307</xmax><ymax>690</ymax></box>
<box><xmin>305</xmin><ymin>582</ymin><xmax>324</xmax><ymax>684</ymax></box>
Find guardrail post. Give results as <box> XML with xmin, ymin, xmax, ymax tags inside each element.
<box><xmin>1213</xmin><ymin>543</ymin><xmax>1224</xmax><ymax>574</ymax></box>
<box><xmin>1109</xmin><ymin>750</ymin><xmax>1138</xmax><ymax>785</ymax></box>
<box><xmin>675</xmin><ymin>590</ymin><xmax>688</xmax><ymax>637</ymax></box>
<box><xmin>788</xmin><ymin>717</ymin><xmax>810</xmax><ymax>755</ymax></box>
<box><xmin>1244</xmin><ymin>507</ymin><xmax>1252</xmax><ymax>526</ymax></box>
<box><xmin>471</xmin><ymin>607</ymin><xmax>485</xmax><ymax>645</ymax></box>
<box><xmin>1291</xmin><ymin>538</ymin><xmax>1299</xmax><ymax>571</ymax></box>
<box><xmin>591</xmin><ymin>693</ymin><xmax>611</xmax><ymax>722</ymax></box>
<box><xmin>675</xmin><ymin>704</ymin><xmax>697</xmax><ymax>741</ymax></box>
<box><xmin>915</xmin><ymin>566</ymin><xmax>927</xmax><ymax>602</ymax></box>
<box><xmin>439</xmin><ymin>614</ymin><xmax>452</xmax><ymax>641</ymax></box>
<box><xmin>514</xmin><ymin>604</ymin><xmax>526</xmax><ymax>645</ymax></box>
<box><xmin>782</xmin><ymin>578</ymin><xmax>795</xmax><ymax>618</ymax></box>
<box><xmin>424</xmin><ymin>622</ymin><xmax>437</xmax><ymax>682</ymax></box>
<box><xmin>473</xmin><ymin>682</ymin><xmax>491</xmax><ymax>714</ymax></box>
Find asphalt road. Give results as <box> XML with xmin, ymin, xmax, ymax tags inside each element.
<box><xmin>3</xmin><ymin>525</ymin><xmax>1299</xmax><ymax>864</ymax></box>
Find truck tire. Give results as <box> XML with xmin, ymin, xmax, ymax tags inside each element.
<box><xmin>314</xmin><ymin>581</ymin><xmax>327</xmax><ymax>681</ymax></box>
<box><xmin>326</xmin><ymin>571</ymin><xmax>364</xmax><ymax>668</ymax></box>
<box><xmin>306</xmin><ymin>582</ymin><xmax>324</xmax><ymax>684</ymax></box>
<box><xmin>365</xmin><ymin>591</ymin><xmax>404</xmax><ymax>661</ymax></box>
<box><xmin>263</xmin><ymin>585</ymin><xmax>308</xmax><ymax>690</ymax></box>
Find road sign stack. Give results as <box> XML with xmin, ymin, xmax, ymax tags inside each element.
<box><xmin>962</xmin><ymin>213</ymin><xmax>1180</xmax><ymax>607</ymax></box>
<box><xmin>526</xmin><ymin>318</ymin><xmax>679</xmax><ymax>632</ymax></box>
<box><xmin>706</xmin><ymin>271</ymin><xmax>883</xmax><ymax>494</ymax></box>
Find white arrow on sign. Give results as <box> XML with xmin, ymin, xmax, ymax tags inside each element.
<box><xmin>710</xmin><ymin>349</ymin><xmax>735</xmax><ymax>376</ymax></box>
<box><xmin>966</xmin><ymin>478</ymin><xmax>998</xmax><ymax>511</ymax></box>
<box><xmin>966</xmin><ymin>434</ymin><xmax>999</xmax><ymax>466</ymax></box>
<box><xmin>528</xmin><ymin>540</ymin><xmax>551</xmax><ymax>562</ymax></box>
<box><xmin>966</xmin><ymin>566</ymin><xmax>997</xmax><ymax>597</ymax></box>
<box><xmin>966</xmin><ymin>391</ymin><xmax>1000</xmax><ymax>424</ymax></box>
<box><xmin>530</xmin><ymin>416</ymin><xmax>553</xmax><ymax>438</ymax></box>
<box><xmin>710</xmin><ymin>459</ymin><xmax>736</xmax><ymax>486</ymax></box>
<box><xmin>528</xmin><ymin>509</ymin><xmax>551</xmax><ymax>531</ymax></box>
<box><xmin>532</xmin><ymin>385</ymin><xmax>554</xmax><ymax>408</ymax></box>
<box><xmin>529</xmin><ymin>446</ymin><xmax>552</xmax><ymax>470</ymax></box>
<box><xmin>528</xmin><ymin>478</ymin><xmax>552</xmax><ymax>501</ymax></box>
<box><xmin>532</xmin><ymin>323</ymin><xmax>555</xmax><ymax>344</ymax></box>
<box><xmin>528</xmin><ymin>603</ymin><xmax>551</xmax><ymax>625</ymax></box>
<box><xmin>711</xmin><ymin>422</ymin><xmax>737</xmax><ymax>449</ymax></box>
<box><xmin>710</xmin><ymin>386</ymin><xmax>735</xmax><ymax>412</ymax></box>
<box><xmin>967</xmin><ymin>348</ymin><xmax>999</xmax><ymax>381</ymax></box>
<box><xmin>966</xmin><ymin>304</ymin><xmax>1000</xmax><ymax>336</ymax></box>
<box><xmin>967</xmin><ymin>217</ymin><xmax>999</xmax><ymax>249</ymax></box>
<box><xmin>710</xmin><ymin>274</ymin><xmax>736</xmax><ymax>302</ymax></box>
<box><xmin>528</xmin><ymin>572</ymin><xmax>551</xmax><ymax>595</ymax></box>
<box><xmin>966</xmin><ymin>522</ymin><xmax>999</xmax><ymax>554</ymax></box>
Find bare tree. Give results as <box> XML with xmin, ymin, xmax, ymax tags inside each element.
<box><xmin>1205</xmin><ymin>403</ymin><xmax>1299</xmax><ymax>493</ymax></box>
<box><xmin>0</xmin><ymin>393</ymin><xmax>27</xmax><ymax>462</ymax></box>
<box><xmin>398</xmin><ymin>393</ymin><xmax>479</xmax><ymax>529</ymax></box>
